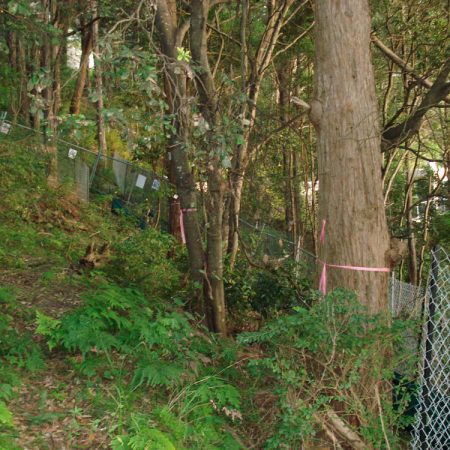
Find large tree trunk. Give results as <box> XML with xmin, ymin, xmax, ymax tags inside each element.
<box><xmin>313</xmin><ymin>0</ymin><xmax>390</xmax><ymax>314</ymax></box>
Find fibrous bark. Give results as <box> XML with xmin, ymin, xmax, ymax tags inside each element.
<box><xmin>313</xmin><ymin>0</ymin><xmax>390</xmax><ymax>314</ymax></box>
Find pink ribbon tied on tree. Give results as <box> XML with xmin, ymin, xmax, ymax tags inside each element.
<box><xmin>179</xmin><ymin>207</ymin><xmax>197</xmax><ymax>244</ymax></box>
<box><xmin>318</xmin><ymin>219</ymin><xmax>390</xmax><ymax>295</ymax></box>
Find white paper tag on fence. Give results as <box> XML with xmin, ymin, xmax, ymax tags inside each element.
<box><xmin>136</xmin><ymin>174</ymin><xmax>147</xmax><ymax>189</ymax></box>
<box><xmin>151</xmin><ymin>179</ymin><xmax>161</xmax><ymax>190</ymax></box>
<box><xmin>68</xmin><ymin>148</ymin><xmax>77</xmax><ymax>159</ymax></box>
<box><xmin>0</xmin><ymin>122</ymin><xmax>11</xmax><ymax>134</ymax></box>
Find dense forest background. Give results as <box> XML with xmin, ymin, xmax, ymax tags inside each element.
<box><xmin>0</xmin><ymin>0</ymin><xmax>449</xmax><ymax>448</ymax></box>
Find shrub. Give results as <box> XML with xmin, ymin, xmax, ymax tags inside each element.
<box><xmin>238</xmin><ymin>289</ymin><xmax>417</xmax><ymax>448</ymax></box>
<box><xmin>106</xmin><ymin>228</ymin><xmax>183</xmax><ymax>299</ymax></box>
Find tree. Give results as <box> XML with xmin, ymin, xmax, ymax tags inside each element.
<box><xmin>90</xmin><ymin>0</ymin><xmax>107</xmax><ymax>158</ymax></box>
<box><xmin>312</xmin><ymin>1</ymin><xmax>390</xmax><ymax>314</ymax></box>
<box><xmin>190</xmin><ymin>0</ymin><xmax>227</xmax><ymax>335</ymax></box>
<box><xmin>154</xmin><ymin>0</ymin><xmax>211</xmax><ymax>328</ymax></box>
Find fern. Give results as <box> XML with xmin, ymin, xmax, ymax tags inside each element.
<box><xmin>0</xmin><ymin>287</ymin><xmax>16</xmax><ymax>306</ymax></box>
<box><xmin>132</xmin><ymin>355</ymin><xmax>184</xmax><ymax>388</ymax></box>
<box><xmin>0</xmin><ymin>401</ymin><xmax>13</xmax><ymax>427</ymax></box>
<box><xmin>111</xmin><ymin>414</ymin><xmax>177</xmax><ymax>450</ymax></box>
<box><xmin>35</xmin><ymin>310</ymin><xmax>61</xmax><ymax>350</ymax></box>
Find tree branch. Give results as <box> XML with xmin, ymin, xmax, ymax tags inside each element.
<box><xmin>382</xmin><ymin>57</ymin><xmax>450</xmax><ymax>151</ymax></box>
<box><xmin>371</xmin><ymin>34</ymin><xmax>450</xmax><ymax>104</ymax></box>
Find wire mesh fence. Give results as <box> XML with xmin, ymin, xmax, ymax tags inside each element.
<box><xmin>411</xmin><ymin>246</ymin><xmax>450</xmax><ymax>449</ymax></box>
<box><xmin>238</xmin><ymin>217</ymin><xmax>317</xmax><ymax>277</ymax></box>
<box><xmin>0</xmin><ymin>117</ymin><xmax>172</xmax><ymax>230</ymax></box>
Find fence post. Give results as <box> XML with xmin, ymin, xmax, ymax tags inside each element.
<box><xmin>89</xmin><ymin>151</ymin><xmax>102</xmax><ymax>188</ymax></box>
<box><xmin>419</xmin><ymin>245</ymin><xmax>439</xmax><ymax>449</ymax></box>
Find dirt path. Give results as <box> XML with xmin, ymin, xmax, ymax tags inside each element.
<box><xmin>1</xmin><ymin>265</ymin><xmax>111</xmax><ymax>449</ymax></box>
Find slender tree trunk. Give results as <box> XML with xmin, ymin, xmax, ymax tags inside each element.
<box><xmin>91</xmin><ymin>0</ymin><xmax>107</xmax><ymax>156</ymax></box>
<box><xmin>227</xmin><ymin>0</ymin><xmax>295</xmax><ymax>267</ymax></box>
<box><xmin>17</xmin><ymin>38</ymin><xmax>30</xmax><ymax>124</ymax></box>
<box><xmin>313</xmin><ymin>0</ymin><xmax>390</xmax><ymax>314</ymax></box>
<box><xmin>6</xmin><ymin>31</ymin><xmax>17</xmax><ymax>70</ymax></box>
<box><xmin>292</xmin><ymin>148</ymin><xmax>302</xmax><ymax>251</ymax></box>
<box><xmin>70</xmin><ymin>25</ymin><xmax>93</xmax><ymax>115</ymax></box>
<box><xmin>42</xmin><ymin>0</ymin><xmax>58</xmax><ymax>186</ymax></box>
<box><xmin>30</xmin><ymin>43</ymin><xmax>41</xmax><ymax>130</ymax></box>
<box><xmin>6</xmin><ymin>31</ymin><xmax>19</xmax><ymax>119</ymax></box>
<box><xmin>155</xmin><ymin>0</ymin><xmax>209</xmax><ymax>323</ymax></box>
<box><xmin>191</xmin><ymin>0</ymin><xmax>227</xmax><ymax>335</ymax></box>
<box><xmin>405</xmin><ymin>156</ymin><xmax>418</xmax><ymax>284</ymax></box>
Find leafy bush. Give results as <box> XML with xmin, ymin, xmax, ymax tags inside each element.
<box><xmin>225</xmin><ymin>258</ymin><xmax>311</xmax><ymax>318</ymax></box>
<box><xmin>36</xmin><ymin>285</ymin><xmax>201</xmax><ymax>386</ymax></box>
<box><xmin>36</xmin><ymin>284</ymin><xmax>244</xmax><ymax>448</ymax></box>
<box><xmin>111</xmin><ymin>376</ymin><xmax>243</xmax><ymax>450</ymax></box>
<box><xmin>106</xmin><ymin>228</ymin><xmax>183</xmax><ymax>298</ymax></box>
<box><xmin>238</xmin><ymin>289</ymin><xmax>417</xmax><ymax>448</ymax></box>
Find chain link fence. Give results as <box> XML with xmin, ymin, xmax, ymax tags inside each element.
<box><xmin>238</xmin><ymin>218</ymin><xmax>449</xmax><ymax>449</ymax></box>
<box><xmin>0</xmin><ymin>117</ymin><xmax>172</xmax><ymax>230</ymax></box>
<box><xmin>411</xmin><ymin>246</ymin><xmax>450</xmax><ymax>449</ymax></box>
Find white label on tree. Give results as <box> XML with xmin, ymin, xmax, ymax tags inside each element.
<box><xmin>136</xmin><ymin>174</ymin><xmax>147</xmax><ymax>189</ymax></box>
<box><xmin>0</xmin><ymin>123</ymin><xmax>11</xmax><ymax>134</ymax></box>
<box><xmin>68</xmin><ymin>148</ymin><xmax>77</xmax><ymax>159</ymax></box>
<box><xmin>151</xmin><ymin>179</ymin><xmax>161</xmax><ymax>190</ymax></box>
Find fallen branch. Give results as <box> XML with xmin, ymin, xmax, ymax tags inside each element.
<box><xmin>323</xmin><ymin>409</ymin><xmax>368</xmax><ymax>450</ymax></box>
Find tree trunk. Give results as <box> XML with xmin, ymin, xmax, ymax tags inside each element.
<box><xmin>91</xmin><ymin>0</ymin><xmax>107</xmax><ymax>156</ymax></box>
<box><xmin>70</xmin><ymin>24</ymin><xmax>93</xmax><ymax>115</ymax></box>
<box><xmin>30</xmin><ymin>43</ymin><xmax>41</xmax><ymax>130</ymax></box>
<box><xmin>227</xmin><ymin>0</ymin><xmax>294</xmax><ymax>267</ymax></box>
<box><xmin>191</xmin><ymin>0</ymin><xmax>227</xmax><ymax>335</ymax></box>
<box><xmin>42</xmin><ymin>0</ymin><xmax>58</xmax><ymax>187</ymax></box>
<box><xmin>17</xmin><ymin>38</ymin><xmax>30</xmax><ymax>124</ymax></box>
<box><xmin>313</xmin><ymin>0</ymin><xmax>390</xmax><ymax>314</ymax></box>
<box><xmin>155</xmin><ymin>0</ymin><xmax>209</xmax><ymax>323</ymax></box>
<box><xmin>277</xmin><ymin>62</ymin><xmax>303</xmax><ymax>249</ymax></box>
<box><xmin>6</xmin><ymin>31</ymin><xmax>17</xmax><ymax>70</ymax></box>
<box><xmin>292</xmin><ymin>149</ymin><xmax>303</xmax><ymax>253</ymax></box>
<box><xmin>405</xmin><ymin>156</ymin><xmax>418</xmax><ymax>285</ymax></box>
<box><xmin>6</xmin><ymin>31</ymin><xmax>19</xmax><ymax>119</ymax></box>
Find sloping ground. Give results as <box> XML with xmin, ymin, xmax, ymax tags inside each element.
<box><xmin>0</xmin><ymin>142</ymin><xmax>119</xmax><ymax>448</ymax></box>
<box><xmin>0</xmin><ymin>142</ymin><xmax>250</xmax><ymax>450</ymax></box>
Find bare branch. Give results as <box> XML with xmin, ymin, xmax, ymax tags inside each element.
<box><xmin>372</xmin><ymin>34</ymin><xmax>450</xmax><ymax>104</ymax></box>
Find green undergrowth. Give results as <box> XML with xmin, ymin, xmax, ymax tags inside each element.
<box><xmin>0</xmin><ymin>141</ymin><xmax>245</xmax><ymax>448</ymax></box>
<box><xmin>0</xmin><ymin>141</ymin><xmax>419</xmax><ymax>449</ymax></box>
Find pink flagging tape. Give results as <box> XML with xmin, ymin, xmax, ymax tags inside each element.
<box><xmin>318</xmin><ymin>261</ymin><xmax>390</xmax><ymax>295</ymax></box>
<box><xmin>179</xmin><ymin>208</ymin><xmax>197</xmax><ymax>244</ymax></box>
<box><xmin>318</xmin><ymin>219</ymin><xmax>390</xmax><ymax>295</ymax></box>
